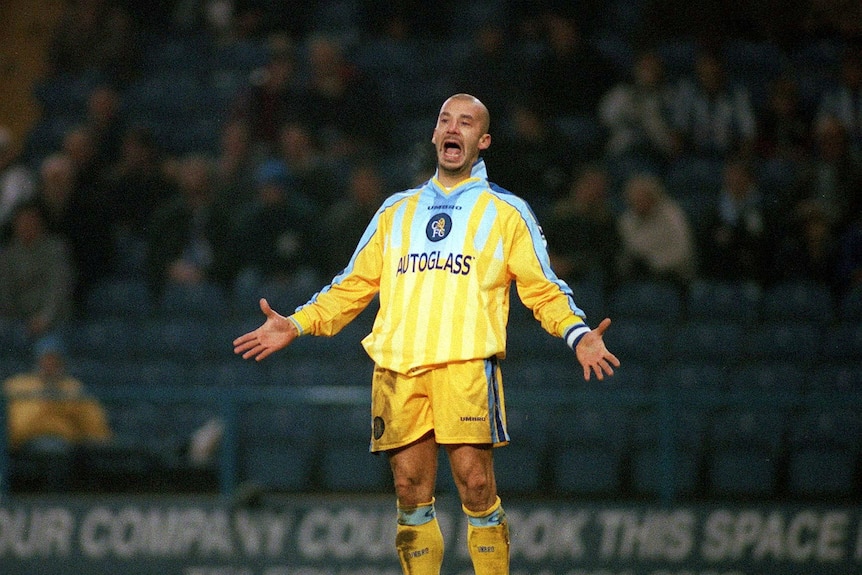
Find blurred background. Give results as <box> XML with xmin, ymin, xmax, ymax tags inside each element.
<box><xmin>0</xmin><ymin>0</ymin><xmax>860</xmax><ymax>505</ymax></box>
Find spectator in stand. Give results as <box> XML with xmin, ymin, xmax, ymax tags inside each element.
<box><xmin>771</xmin><ymin>200</ymin><xmax>842</xmax><ymax>292</ymax></box>
<box><xmin>0</xmin><ymin>127</ymin><xmax>35</xmax><ymax>241</ymax></box>
<box><xmin>544</xmin><ymin>164</ymin><xmax>620</xmax><ymax>287</ymax></box>
<box><xmin>599</xmin><ymin>50</ymin><xmax>678</xmax><ymax>167</ymax></box>
<box><xmin>817</xmin><ymin>45</ymin><xmax>862</xmax><ymax>154</ymax></box>
<box><xmin>451</xmin><ymin>19</ymin><xmax>524</xmax><ymax>121</ymax></box>
<box><xmin>529</xmin><ymin>9</ymin><xmax>618</xmax><ymax>119</ymax></box>
<box><xmin>616</xmin><ymin>173</ymin><xmax>697</xmax><ymax>286</ymax></box>
<box><xmin>303</xmin><ymin>33</ymin><xmax>388</xmax><ymax>158</ymax></box>
<box><xmin>37</xmin><ymin>152</ymin><xmax>113</xmax><ymax>306</ymax></box>
<box><xmin>145</xmin><ymin>154</ymin><xmax>237</xmax><ymax>297</ymax></box>
<box><xmin>671</xmin><ymin>50</ymin><xmax>757</xmax><ymax>159</ymax></box>
<box><xmin>789</xmin><ymin>115</ymin><xmax>862</xmax><ymax>234</ymax></box>
<box><xmin>82</xmin><ymin>84</ymin><xmax>125</xmax><ymax>170</ymax></box>
<box><xmin>698</xmin><ymin>157</ymin><xmax>771</xmax><ymax>284</ymax></box>
<box><xmin>484</xmin><ymin>99</ymin><xmax>574</xmax><ymax>218</ymax></box>
<box><xmin>320</xmin><ymin>160</ymin><xmax>387</xmax><ymax>279</ymax></box>
<box><xmin>212</xmin><ymin>119</ymin><xmax>263</xmax><ymax>221</ymax></box>
<box><xmin>271</xmin><ymin>121</ymin><xmax>343</xmax><ymax>213</ymax></box>
<box><xmin>101</xmin><ymin>125</ymin><xmax>176</xmax><ymax>274</ymax></box>
<box><xmin>837</xmin><ymin>212</ymin><xmax>862</xmax><ymax>295</ymax></box>
<box><xmin>233</xmin><ymin>159</ymin><xmax>316</xmax><ymax>285</ymax></box>
<box><xmin>0</xmin><ymin>202</ymin><xmax>74</xmax><ymax>342</ymax></box>
<box><xmin>46</xmin><ymin>0</ymin><xmax>141</xmax><ymax>86</ymax></box>
<box><xmin>61</xmin><ymin>124</ymin><xmax>106</xmax><ymax>194</ymax></box>
<box><xmin>3</xmin><ymin>334</ymin><xmax>112</xmax><ymax>451</ymax></box>
<box><xmin>756</xmin><ymin>75</ymin><xmax>814</xmax><ymax>161</ymax></box>
<box><xmin>229</xmin><ymin>34</ymin><xmax>310</xmax><ymax>156</ymax></box>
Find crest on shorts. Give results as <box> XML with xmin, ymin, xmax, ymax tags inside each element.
<box><xmin>373</xmin><ymin>416</ymin><xmax>385</xmax><ymax>440</ymax></box>
<box><xmin>426</xmin><ymin>213</ymin><xmax>452</xmax><ymax>242</ymax></box>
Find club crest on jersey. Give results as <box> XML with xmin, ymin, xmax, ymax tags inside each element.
<box><xmin>426</xmin><ymin>213</ymin><xmax>452</xmax><ymax>242</ymax></box>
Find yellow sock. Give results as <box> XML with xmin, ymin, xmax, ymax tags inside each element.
<box><xmin>395</xmin><ymin>499</ymin><xmax>444</xmax><ymax>575</ymax></box>
<box><xmin>464</xmin><ymin>496</ymin><xmax>510</xmax><ymax>575</ymax></box>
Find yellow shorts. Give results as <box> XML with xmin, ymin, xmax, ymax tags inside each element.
<box><xmin>370</xmin><ymin>357</ymin><xmax>510</xmax><ymax>452</ymax></box>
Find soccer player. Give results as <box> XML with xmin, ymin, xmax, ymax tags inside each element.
<box><xmin>234</xmin><ymin>93</ymin><xmax>620</xmax><ymax>575</ymax></box>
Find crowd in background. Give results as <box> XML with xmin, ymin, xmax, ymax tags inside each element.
<box><xmin>1</xmin><ymin>0</ymin><xmax>861</xmax><ymax>353</ymax></box>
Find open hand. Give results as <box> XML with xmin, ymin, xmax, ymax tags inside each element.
<box><xmin>575</xmin><ymin>317</ymin><xmax>620</xmax><ymax>381</ymax></box>
<box><xmin>233</xmin><ymin>298</ymin><xmax>299</xmax><ymax>361</ymax></box>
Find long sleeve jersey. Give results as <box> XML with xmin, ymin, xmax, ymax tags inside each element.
<box><xmin>289</xmin><ymin>159</ymin><xmax>588</xmax><ymax>375</ymax></box>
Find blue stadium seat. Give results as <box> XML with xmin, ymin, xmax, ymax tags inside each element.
<box><xmin>668</xmin><ymin>321</ymin><xmax>744</xmax><ymax>362</ymax></box>
<box><xmin>707</xmin><ymin>448</ymin><xmax>777</xmax><ymax>497</ymax></box>
<box><xmin>137</xmin><ymin>318</ymin><xmax>215</xmax><ymax>361</ymax></box>
<box><xmin>656</xmin><ymin>362</ymin><xmax>730</xmax><ymax>392</ymax></box>
<box><xmin>822</xmin><ymin>323</ymin><xmax>862</xmax><ymax>361</ymax></box>
<box><xmin>788</xmin><ymin>407</ymin><xmax>862</xmax><ymax>451</ymax></box>
<box><xmin>552</xmin><ymin>447</ymin><xmax>624</xmax><ymax>495</ymax></box>
<box><xmin>686</xmin><ymin>279</ymin><xmax>762</xmax><ymax>324</ymax></box>
<box><xmin>241</xmin><ymin>444</ymin><xmax>315</xmax><ymax>492</ymax></box>
<box><xmin>630</xmin><ymin>407</ymin><xmax>708</xmax><ymax>452</ymax></box>
<box><xmin>743</xmin><ymin>321</ymin><xmax>821</xmax><ymax>362</ymax></box>
<box><xmin>549</xmin><ymin>405</ymin><xmax>630</xmax><ymax>452</ymax></box>
<box><xmin>608</xmin><ymin>280</ymin><xmax>683</xmax><ymax>321</ymax></box>
<box><xmin>709</xmin><ymin>407</ymin><xmax>785</xmax><ymax>453</ymax></box>
<box><xmin>727</xmin><ymin>361</ymin><xmax>807</xmax><ymax>394</ymax></box>
<box><xmin>807</xmin><ymin>363</ymin><xmax>862</xmax><ymax>393</ymax></box>
<box><xmin>85</xmin><ymin>278</ymin><xmax>154</xmax><ymax>318</ymax></box>
<box><xmin>504</xmin><ymin>320</ymin><xmax>565</xmax><ymax>360</ymax></box>
<box><xmin>193</xmin><ymin>359</ymin><xmax>270</xmax><ymax>387</ymax></box>
<box><xmin>319</xmin><ymin>448</ymin><xmax>391</xmax><ymax>492</ymax></box>
<box><xmin>570</xmin><ymin>279</ymin><xmax>607</xmax><ymax>322</ymax></box>
<box><xmin>319</xmin><ymin>404</ymin><xmax>373</xmax><ymax>445</ymax></box>
<box><xmin>787</xmin><ymin>448</ymin><xmax>857</xmax><ymax>498</ymax></box>
<box><xmin>602</xmin><ymin>319</ymin><xmax>668</xmax><ymax>364</ymax></box>
<box><xmin>760</xmin><ymin>280</ymin><xmax>835</xmax><ymax>325</ymax></box>
<box><xmin>158</xmin><ymin>281</ymin><xmax>231</xmax><ymax>320</ymax></box>
<box><xmin>239</xmin><ymin>403</ymin><xmax>324</xmax><ymax>446</ymax></box>
<box><xmin>269</xmin><ymin>356</ymin><xmax>372</xmax><ymax>387</ymax></box>
<box><xmin>502</xmin><ymin>358</ymin><xmax>581</xmax><ymax>389</ymax></box>
<box><xmin>840</xmin><ymin>285</ymin><xmax>862</xmax><ymax>321</ymax></box>
<box><xmin>494</xmin><ymin>445</ymin><xmax>544</xmax><ymax>494</ymax></box>
<box><xmin>504</xmin><ymin>405</ymin><xmax>551</xmax><ymax>448</ymax></box>
<box><xmin>631</xmin><ymin>448</ymin><xmax>702</xmax><ymax>497</ymax></box>
<box><xmin>65</xmin><ymin>318</ymin><xmax>138</xmax><ymax>359</ymax></box>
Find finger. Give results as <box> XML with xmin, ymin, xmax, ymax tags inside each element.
<box><xmin>607</xmin><ymin>352</ymin><xmax>621</xmax><ymax>367</ymax></box>
<box><xmin>583</xmin><ymin>362</ymin><xmax>591</xmax><ymax>381</ymax></box>
<box><xmin>592</xmin><ymin>363</ymin><xmax>605</xmax><ymax>381</ymax></box>
<box><xmin>233</xmin><ymin>332</ymin><xmax>257</xmax><ymax>347</ymax></box>
<box><xmin>234</xmin><ymin>339</ymin><xmax>257</xmax><ymax>355</ymax></box>
<box><xmin>242</xmin><ymin>344</ymin><xmax>263</xmax><ymax>360</ymax></box>
<box><xmin>259</xmin><ymin>297</ymin><xmax>272</xmax><ymax>315</ymax></box>
<box><xmin>593</xmin><ymin>317</ymin><xmax>612</xmax><ymax>336</ymax></box>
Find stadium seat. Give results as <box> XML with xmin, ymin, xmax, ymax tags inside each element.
<box><xmin>668</xmin><ymin>321</ymin><xmax>744</xmax><ymax>362</ymax></box>
<box><xmin>807</xmin><ymin>363</ymin><xmax>862</xmax><ymax>393</ymax></box>
<box><xmin>602</xmin><ymin>319</ymin><xmax>668</xmax><ymax>364</ymax></box>
<box><xmin>239</xmin><ymin>403</ymin><xmax>323</xmax><ymax>447</ymax></box>
<box><xmin>822</xmin><ymin>322</ymin><xmax>862</xmax><ymax>361</ymax></box>
<box><xmin>549</xmin><ymin>405</ymin><xmax>630</xmax><ymax>452</ymax></box>
<box><xmin>137</xmin><ymin>318</ymin><xmax>215</xmax><ymax>362</ymax></box>
<box><xmin>631</xmin><ymin>447</ymin><xmax>703</xmax><ymax>497</ymax></box>
<box><xmin>787</xmin><ymin>448</ymin><xmax>857</xmax><ymax>498</ymax></box>
<box><xmin>319</xmin><ymin>448</ymin><xmax>391</xmax><ymax>492</ymax></box>
<box><xmin>503</xmin><ymin>358</ymin><xmax>581</xmax><ymax>389</ymax></box>
<box><xmin>269</xmin><ymin>356</ymin><xmax>372</xmax><ymax>387</ymax></box>
<box><xmin>630</xmin><ymin>407</ymin><xmax>708</xmax><ymax>452</ymax></box>
<box><xmin>840</xmin><ymin>285</ymin><xmax>862</xmax><ymax>321</ymax></box>
<box><xmin>241</xmin><ymin>444</ymin><xmax>315</xmax><ymax>492</ymax></box>
<box><xmin>85</xmin><ymin>278</ymin><xmax>154</xmax><ymax>318</ymax></box>
<box><xmin>608</xmin><ymin>280</ymin><xmax>683</xmax><ymax>321</ymax></box>
<box><xmin>788</xmin><ymin>406</ymin><xmax>862</xmax><ymax>451</ymax></box>
<box><xmin>158</xmin><ymin>281</ymin><xmax>231</xmax><ymax>320</ymax></box>
<box><xmin>65</xmin><ymin>318</ymin><xmax>138</xmax><ymax>360</ymax></box>
<box><xmin>319</xmin><ymin>404</ymin><xmax>374</xmax><ymax>445</ymax></box>
<box><xmin>656</xmin><ymin>361</ymin><xmax>729</xmax><ymax>392</ymax></box>
<box><xmin>709</xmin><ymin>407</ymin><xmax>785</xmax><ymax>453</ymax></box>
<box><xmin>760</xmin><ymin>280</ymin><xmax>835</xmax><ymax>325</ymax></box>
<box><xmin>727</xmin><ymin>361</ymin><xmax>807</xmax><ymax>394</ymax></box>
<box><xmin>504</xmin><ymin>319</ymin><xmax>565</xmax><ymax>360</ymax></box>
<box><xmin>743</xmin><ymin>321</ymin><xmax>822</xmax><ymax>362</ymax></box>
<box><xmin>193</xmin><ymin>359</ymin><xmax>270</xmax><ymax>387</ymax></box>
<box><xmin>494</xmin><ymin>445</ymin><xmax>545</xmax><ymax>494</ymax></box>
<box><xmin>685</xmin><ymin>279</ymin><xmax>762</xmax><ymax>324</ymax></box>
<box><xmin>707</xmin><ymin>448</ymin><xmax>777</xmax><ymax>498</ymax></box>
<box><xmin>552</xmin><ymin>446</ymin><xmax>624</xmax><ymax>495</ymax></box>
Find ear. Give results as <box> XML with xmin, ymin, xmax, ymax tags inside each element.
<box><xmin>478</xmin><ymin>133</ymin><xmax>491</xmax><ymax>151</ymax></box>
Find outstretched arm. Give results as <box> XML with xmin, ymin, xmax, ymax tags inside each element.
<box><xmin>575</xmin><ymin>317</ymin><xmax>620</xmax><ymax>381</ymax></box>
<box><xmin>233</xmin><ymin>298</ymin><xmax>300</xmax><ymax>361</ymax></box>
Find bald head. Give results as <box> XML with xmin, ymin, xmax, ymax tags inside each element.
<box><xmin>441</xmin><ymin>94</ymin><xmax>490</xmax><ymax>134</ymax></box>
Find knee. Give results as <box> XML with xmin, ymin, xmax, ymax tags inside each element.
<box><xmin>392</xmin><ymin>468</ymin><xmax>435</xmax><ymax>506</ymax></box>
<box><xmin>455</xmin><ymin>468</ymin><xmax>496</xmax><ymax>510</ymax></box>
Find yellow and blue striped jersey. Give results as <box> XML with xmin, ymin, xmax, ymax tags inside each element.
<box><xmin>289</xmin><ymin>159</ymin><xmax>588</xmax><ymax>374</ymax></box>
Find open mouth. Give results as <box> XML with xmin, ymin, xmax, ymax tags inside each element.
<box><xmin>442</xmin><ymin>140</ymin><xmax>463</xmax><ymax>161</ymax></box>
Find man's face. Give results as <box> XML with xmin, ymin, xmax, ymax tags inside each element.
<box><xmin>431</xmin><ymin>96</ymin><xmax>491</xmax><ymax>180</ymax></box>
